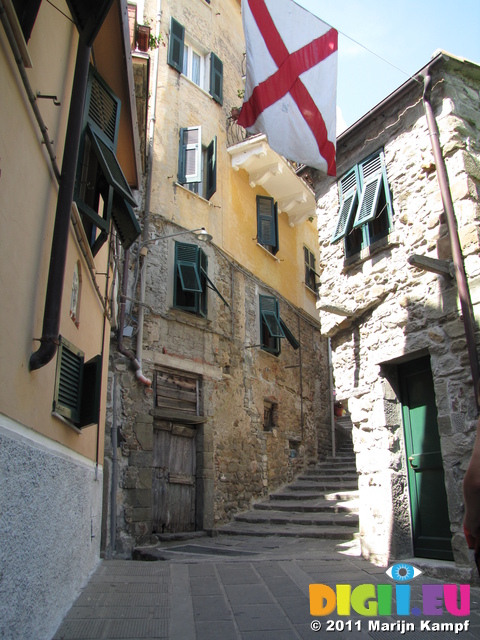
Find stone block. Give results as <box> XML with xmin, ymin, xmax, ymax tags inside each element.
<box><xmin>135</xmin><ymin>423</ymin><xmax>153</xmax><ymax>451</ymax></box>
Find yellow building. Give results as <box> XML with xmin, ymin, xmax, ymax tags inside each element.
<box><xmin>0</xmin><ymin>1</ymin><xmax>141</xmax><ymax>637</ymax></box>
<box><xmin>104</xmin><ymin>0</ymin><xmax>331</xmax><ymax>554</ymax></box>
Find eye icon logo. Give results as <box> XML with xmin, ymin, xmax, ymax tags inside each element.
<box><xmin>386</xmin><ymin>563</ymin><xmax>422</xmax><ymax>582</ymax></box>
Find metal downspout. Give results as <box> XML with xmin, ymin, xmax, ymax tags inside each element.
<box><xmin>134</xmin><ymin>0</ymin><xmax>161</xmax><ymax>387</ymax></box>
<box><xmin>29</xmin><ymin>39</ymin><xmax>91</xmax><ymax>370</ymax></box>
<box><xmin>328</xmin><ymin>338</ymin><xmax>336</xmax><ymax>458</ymax></box>
<box><xmin>423</xmin><ymin>68</ymin><xmax>480</xmax><ymax>407</ymax></box>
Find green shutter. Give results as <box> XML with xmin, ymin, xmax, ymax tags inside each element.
<box><xmin>257</xmin><ymin>196</ymin><xmax>278</xmax><ymax>252</ymax></box>
<box><xmin>279</xmin><ymin>319</ymin><xmax>300</xmax><ymax>350</ymax></box>
<box><xmin>79</xmin><ymin>355</ymin><xmax>102</xmax><ymax>428</ymax></box>
<box><xmin>176</xmin><ymin>242</ymin><xmax>201</xmax><ymax>289</ymax></box>
<box><xmin>205</xmin><ymin>137</ymin><xmax>217</xmax><ymax>200</ymax></box>
<box><xmin>260</xmin><ymin>295</ymin><xmax>285</xmax><ymax>339</ymax></box>
<box><xmin>54</xmin><ymin>338</ymin><xmax>84</xmax><ymax>424</ymax></box>
<box><xmin>168</xmin><ymin>17</ymin><xmax>185</xmax><ymax>72</ymax></box>
<box><xmin>85</xmin><ymin>67</ymin><xmax>120</xmax><ymax>147</ymax></box>
<box><xmin>331</xmin><ymin>167</ymin><xmax>359</xmax><ymax>244</ymax></box>
<box><xmin>111</xmin><ymin>194</ymin><xmax>141</xmax><ymax>251</ymax></box>
<box><xmin>178</xmin><ymin>126</ymin><xmax>202</xmax><ymax>183</ymax></box>
<box><xmin>209</xmin><ymin>53</ymin><xmax>223</xmax><ymax>105</ymax></box>
<box><xmin>87</xmin><ymin>125</ymin><xmax>136</xmax><ymax>205</ymax></box>
<box><xmin>353</xmin><ymin>153</ymin><xmax>385</xmax><ymax>228</ymax></box>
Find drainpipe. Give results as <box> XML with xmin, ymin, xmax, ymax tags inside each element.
<box><xmin>328</xmin><ymin>338</ymin><xmax>336</xmax><ymax>457</ymax></box>
<box><xmin>423</xmin><ymin>68</ymin><xmax>480</xmax><ymax>407</ymax></box>
<box><xmin>29</xmin><ymin>39</ymin><xmax>91</xmax><ymax>370</ymax></box>
<box><xmin>110</xmin><ymin>373</ymin><xmax>118</xmax><ymax>557</ymax></box>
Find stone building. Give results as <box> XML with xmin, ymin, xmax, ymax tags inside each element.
<box><xmin>311</xmin><ymin>51</ymin><xmax>480</xmax><ymax>577</ymax></box>
<box><xmin>0</xmin><ymin>1</ymin><xmax>142</xmax><ymax>638</ymax></box>
<box><xmin>102</xmin><ymin>0</ymin><xmax>331</xmax><ymax>556</ymax></box>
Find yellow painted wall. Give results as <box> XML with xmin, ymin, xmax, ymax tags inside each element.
<box><xmin>146</xmin><ymin>0</ymin><xmax>320</xmax><ymax>321</ymax></box>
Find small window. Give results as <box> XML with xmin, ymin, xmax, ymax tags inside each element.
<box><xmin>257</xmin><ymin>196</ymin><xmax>279</xmax><ymax>255</ymax></box>
<box><xmin>167</xmin><ymin>17</ymin><xmax>223</xmax><ymax>103</ymax></box>
<box><xmin>178</xmin><ymin>128</ymin><xmax>217</xmax><ymax>200</ymax></box>
<box><xmin>304</xmin><ymin>246</ymin><xmax>318</xmax><ymax>293</ymax></box>
<box><xmin>174</xmin><ymin>241</ymin><xmax>228</xmax><ymax>317</ymax></box>
<box><xmin>331</xmin><ymin>150</ymin><xmax>393</xmax><ymax>258</ymax></box>
<box><xmin>11</xmin><ymin>0</ymin><xmax>41</xmax><ymax>41</ymax></box>
<box><xmin>53</xmin><ymin>337</ymin><xmax>102</xmax><ymax>428</ymax></box>
<box><xmin>264</xmin><ymin>400</ymin><xmax>277</xmax><ymax>432</ymax></box>
<box><xmin>259</xmin><ymin>295</ymin><xmax>299</xmax><ymax>356</ymax></box>
<box><xmin>75</xmin><ymin>68</ymin><xmax>140</xmax><ymax>255</ymax></box>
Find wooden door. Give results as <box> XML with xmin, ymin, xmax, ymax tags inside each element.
<box><xmin>399</xmin><ymin>357</ymin><xmax>453</xmax><ymax>560</ymax></box>
<box><xmin>152</xmin><ymin>421</ymin><xmax>196</xmax><ymax>533</ymax></box>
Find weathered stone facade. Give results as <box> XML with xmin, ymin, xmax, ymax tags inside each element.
<box><xmin>312</xmin><ymin>53</ymin><xmax>480</xmax><ymax>575</ymax></box>
<box><xmin>104</xmin><ymin>220</ymin><xmax>330</xmax><ymax>555</ymax></box>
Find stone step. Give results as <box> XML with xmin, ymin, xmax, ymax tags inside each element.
<box><xmin>217</xmin><ymin>521</ymin><xmax>359</xmax><ymax>540</ymax></box>
<box><xmin>234</xmin><ymin>510</ymin><xmax>359</xmax><ymax>527</ymax></box>
<box><xmin>270</xmin><ymin>489</ymin><xmax>359</xmax><ymax>502</ymax></box>
<box><xmin>253</xmin><ymin>499</ymin><xmax>359</xmax><ymax>514</ymax></box>
<box><xmin>298</xmin><ymin>472</ymin><xmax>358</xmax><ymax>481</ymax></box>
<box><xmin>305</xmin><ymin>466</ymin><xmax>357</xmax><ymax>475</ymax></box>
<box><xmin>286</xmin><ymin>480</ymin><xmax>358</xmax><ymax>491</ymax></box>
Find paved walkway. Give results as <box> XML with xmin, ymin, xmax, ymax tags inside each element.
<box><xmin>53</xmin><ymin>535</ymin><xmax>480</xmax><ymax>640</ymax></box>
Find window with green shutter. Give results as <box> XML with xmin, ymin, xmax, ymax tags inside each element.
<box><xmin>304</xmin><ymin>246</ymin><xmax>319</xmax><ymax>293</ymax></box>
<box><xmin>178</xmin><ymin>129</ymin><xmax>217</xmax><ymax>200</ymax></box>
<box><xmin>75</xmin><ymin>67</ymin><xmax>140</xmax><ymax>256</ymax></box>
<box><xmin>53</xmin><ymin>337</ymin><xmax>102</xmax><ymax>429</ymax></box>
<box><xmin>168</xmin><ymin>17</ymin><xmax>223</xmax><ymax>106</ymax></box>
<box><xmin>257</xmin><ymin>196</ymin><xmax>279</xmax><ymax>255</ymax></box>
<box><xmin>174</xmin><ymin>241</ymin><xmax>228</xmax><ymax>317</ymax></box>
<box><xmin>331</xmin><ymin>150</ymin><xmax>393</xmax><ymax>257</ymax></box>
<box><xmin>259</xmin><ymin>295</ymin><xmax>299</xmax><ymax>356</ymax></box>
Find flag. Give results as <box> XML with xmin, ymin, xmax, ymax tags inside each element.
<box><xmin>237</xmin><ymin>0</ymin><xmax>338</xmax><ymax>176</ymax></box>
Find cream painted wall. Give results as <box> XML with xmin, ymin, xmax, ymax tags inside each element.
<box><xmin>0</xmin><ymin>1</ymin><xmax>111</xmax><ymax>462</ymax></box>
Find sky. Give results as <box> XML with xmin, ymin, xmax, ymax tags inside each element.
<box><xmin>295</xmin><ymin>0</ymin><xmax>480</xmax><ymax>133</ymax></box>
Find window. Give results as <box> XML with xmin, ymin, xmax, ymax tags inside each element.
<box><xmin>178</xmin><ymin>127</ymin><xmax>217</xmax><ymax>200</ymax></box>
<box><xmin>257</xmin><ymin>196</ymin><xmax>279</xmax><ymax>256</ymax></box>
<box><xmin>259</xmin><ymin>295</ymin><xmax>299</xmax><ymax>356</ymax></box>
<box><xmin>11</xmin><ymin>0</ymin><xmax>41</xmax><ymax>41</ymax></box>
<box><xmin>74</xmin><ymin>67</ymin><xmax>140</xmax><ymax>256</ymax></box>
<box><xmin>263</xmin><ymin>400</ymin><xmax>277</xmax><ymax>432</ymax></box>
<box><xmin>53</xmin><ymin>337</ymin><xmax>102</xmax><ymax>428</ymax></box>
<box><xmin>304</xmin><ymin>246</ymin><xmax>318</xmax><ymax>293</ymax></box>
<box><xmin>167</xmin><ymin>17</ymin><xmax>223</xmax><ymax>105</ymax></box>
<box><xmin>174</xmin><ymin>241</ymin><xmax>228</xmax><ymax>317</ymax></box>
<box><xmin>331</xmin><ymin>150</ymin><xmax>393</xmax><ymax>258</ymax></box>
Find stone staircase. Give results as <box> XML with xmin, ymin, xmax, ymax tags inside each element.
<box><xmin>217</xmin><ymin>439</ymin><xmax>359</xmax><ymax>540</ymax></box>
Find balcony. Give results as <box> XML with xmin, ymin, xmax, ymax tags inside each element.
<box><xmin>226</xmin><ymin>120</ymin><xmax>316</xmax><ymax>227</ymax></box>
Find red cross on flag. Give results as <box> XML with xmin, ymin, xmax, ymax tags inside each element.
<box><xmin>237</xmin><ymin>0</ymin><xmax>338</xmax><ymax>176</ymax></box>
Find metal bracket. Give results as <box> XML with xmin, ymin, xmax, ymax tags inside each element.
<box><xmin>36</xmin><ymin>93</ymin><xmax>61</xmax><ymax>106</ymax></box>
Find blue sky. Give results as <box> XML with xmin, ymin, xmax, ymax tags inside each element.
<box><xmin>296</xmin><ymin>0</ymin><xmax>480</xmax><ymax>132</ymax></box>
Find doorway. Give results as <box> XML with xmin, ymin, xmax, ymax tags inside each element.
<box><xmin>398</xmin><ymin>356</ymin><xmax>453</xmax><ymax>560</ymax></box>
<box><xmin>152</xmin><ymin>421</ymin><xmax>196</xmax><ymax>533</ymax></box>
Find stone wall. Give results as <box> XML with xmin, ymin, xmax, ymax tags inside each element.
<box><xmin>314</xmin><ymin>61</ymin><xmax>480</xmax><ymax>569</ymax></box>
<box><xmin>104</xmin><ymin>222</ymin><xmax>330</xmax><ymax>555</ymax></box>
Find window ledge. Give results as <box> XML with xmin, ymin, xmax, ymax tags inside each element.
<box><xmin>256</xmin><ymin>242</ymin><xmax>280</xmax><ymax>261</ymax></box>
<box><xmin>52</xmin><ymin>412</ymin><xmax>82</xmax><ymax>434</ymax></box>
<box><xmin>179</xmin><ymin>74</ymin><xmax>214</xmax><ymax>102</ymax></box>
<box><xmin>343</xmin><ymin>231</ymin><xmax>399</xmax><ymax>272</ymax></box>
<box><xmin>174</xmin><ymin>182</ymin><xmax>213</xmax><ymax>205</ymax></box>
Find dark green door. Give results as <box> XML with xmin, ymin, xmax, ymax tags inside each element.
<box><xmin>399</xmin><ymin>357</ymin><xmax>453</xmax><ymax>560</ymax></box>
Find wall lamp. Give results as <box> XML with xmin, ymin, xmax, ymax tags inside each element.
<box><xmin>140</xmin><ymin>227</ymin><xmax>212</xmax><ymax>253</ymax></box>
